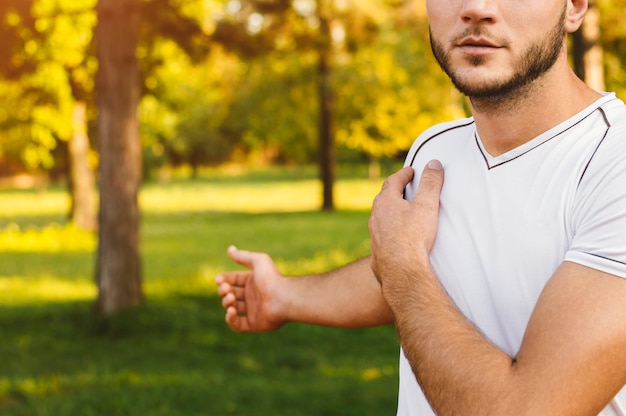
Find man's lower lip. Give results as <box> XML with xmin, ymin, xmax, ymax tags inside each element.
<box><xmin>459</xmin><ymin>45</ymin><xmax>499</xmax><ymax>56</ymax></box>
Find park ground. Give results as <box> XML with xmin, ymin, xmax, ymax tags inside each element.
<box><xmin>0</xmin><ymin>165</ymin><xmax>401</xmax><ymax>416</ymax></box>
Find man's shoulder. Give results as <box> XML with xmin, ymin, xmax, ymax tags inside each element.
<box><xmin>404</xmin><ymin>117</ymin><xmax>475</xmax><ymax>164</ymax></box>
<box><xmin>596</xmin><ymin>96</ymin><xmax>626</xmax><ymax>151</ymax></box>
<box><xmin>416</xmin><ymin>117</ymin><xmax>476</xmax><ymax>143</ymax></box>
<box><xmin>598</xmin><ymin>94</ymin><xmax>626</xmax><ymax>128</ymax></box>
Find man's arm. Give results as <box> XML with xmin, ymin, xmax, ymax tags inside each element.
<box><xmin>215</xmin><ymin>246</ymin><xmax>393</xmax><ymax>332</ymax></box>
<box><xmin>370</xmin><ymin>163</ymin><xmax>626</xmax><ymax>415</ymax></box>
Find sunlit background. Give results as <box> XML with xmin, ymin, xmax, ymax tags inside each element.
<box><xmin>2</xmin><ymin>0</ymin><xmax>626</xmax><ymax>414</ymax></box>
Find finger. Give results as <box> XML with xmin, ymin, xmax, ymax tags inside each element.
<box><xmin>381</xmin><ymin>166</ymin><xmax>415</xmax><ymax>195</ymax></box>
<box><xmin>226</xmin><ymin>306</ymin><xmax>244</xmax><ymax>331</ymax></box>
<box><xmin>216</xmin><ymin>270</ymin><xmax>250</xmax><ymax>287</ymax></box>
<box><xmin>227</xmin><ymin>245</ymin><xmax>260</xmax><ymax>270</ymax></box>
<box><xmin>217</xmin><ymin>281</ymin><xmax>232</xmax><ymax>297</ymax></box>
<box><xmin>221</xmin><ymin>292</ymin><xmax>236</xmax><ymax>309</ymax></box>
<box><xmin>411</xmin><ymin>160</ymin><xmax>444</xmax><ymax>208</ymax></box>
<box><xmin>226</xmin><ymin>306</ymin><xmax>252</xmax><ymax>332</ymax></box>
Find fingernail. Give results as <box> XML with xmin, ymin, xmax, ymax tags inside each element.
<box><xmin>427</xmin><ymin>160</ymin><xmax>442</xmax><ymax>171</ymax></box>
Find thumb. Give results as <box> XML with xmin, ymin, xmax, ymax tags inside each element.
<box><xmin>227</xmin><ymin>245</ymin><xmax>256</xmax><ymax>269</ymax></box>
<box><xmin>412</xmin><ymin>160</ymin><xmax>444</xmax><ymax>206</ymax></box>
<box><xmin>381</xmin><ymin>166</ymin><xmax>415</xmax><ymax>195</ymax></box>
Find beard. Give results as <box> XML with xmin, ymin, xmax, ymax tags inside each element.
<box><xmin>430</xmin><ymin>5</ymin><xmax>566</xmax><ymax>104</ymax></box>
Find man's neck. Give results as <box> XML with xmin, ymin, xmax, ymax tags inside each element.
<box><xmin>470</xmin><ymin>64</ymin><xmax>601</xmax><ymax>157</ymax></box>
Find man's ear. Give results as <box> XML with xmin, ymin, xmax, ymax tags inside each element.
<box><xmin>565</xmin><ymin>0</ymin><xmax>589</xmax><ymax>33</ymax></box>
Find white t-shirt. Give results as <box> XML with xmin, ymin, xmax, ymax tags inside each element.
<box><xmin>397</xmin><ymin>93</ymin><xmax>626</xmax><ymax>416</ymax></box>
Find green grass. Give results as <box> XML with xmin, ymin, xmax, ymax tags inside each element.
<box><xmin>0</xmin><ymin>167</ymin><xmax>400</xmax><ymax>416</ymax></box>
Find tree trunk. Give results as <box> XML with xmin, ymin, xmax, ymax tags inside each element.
<box><xmin>68</xmin><ymin>101</ymin><xmax>97</xmax><ymax>231</ymax></box>
<box><xmin>571</xmin><ymin>0</ymin><xmax>605</xmax><ymax>91</ymax></box>
<box><xmin>95</xmin><ymin>0</ymin><xmax>143</xmax><ymax>314</ymax></box>
<box><xmin>318</xmin><ymin>12</ymin><xmax>335</xmax><ymax>212</ymax></box>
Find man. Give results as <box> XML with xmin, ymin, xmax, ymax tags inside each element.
<box><xmin>215</xmin><ymin>0</ymin><xmax>626</xmax><ymax>414</ymax></box>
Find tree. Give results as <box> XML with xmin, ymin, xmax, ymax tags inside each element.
<box><xmin>94</xmin><ymin>0</ymin><xmax>144</xmax><ymax>313</ymax></box>
<box><xmin>333</xmin><ymin>1</ymin><xmax>462</xmax><ymax>178</ymax></box>
<box><xmin>94</xmin><ymin>0</ymin><xmax>211</xmax><ymax>313</ymax></box>
<box><xmin>0</xmin><ymin>0</ymin><xmax>98</xmax><ymax>230</ymax></box>
<box><xmin>316</xmin><ymin>0</ymin><xmax>336</xmax><ymax>210</ymax></box>
<box><xmin>140</xmin><ymin>40</ymin><xmax>239</xmax><ymax>178</ymax></box>
<box><xmin>213</xmin><ymin>0</ymin><xmax>399</xmax><ymax>210</ymax></box>
<box><xmin>45</xmin><ymin>1</ymin><xmax>99</xmax><ymax>230</ymax></box>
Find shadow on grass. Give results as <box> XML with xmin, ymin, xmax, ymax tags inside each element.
<box><xmin>0</xmin><ymin>294</ymin><xmax>400</xmax><ymax>416</ymax></box>
<box><xmin>0</xmin><ymin>206</ymin><xmax>398</xmax><ymax>415</ymax></box>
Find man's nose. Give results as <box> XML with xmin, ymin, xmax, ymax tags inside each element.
<box><xmin>460</xmin><ymin>0</ymin><xmax>498</xmax><ymax>24</ymax></box>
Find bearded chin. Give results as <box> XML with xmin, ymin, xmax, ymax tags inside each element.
<box><xmin>428</xmin><ymin>11</ymin><xmax>566</xmax><ymax>103</ymax></box>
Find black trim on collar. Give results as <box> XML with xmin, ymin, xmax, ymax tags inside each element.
<box><xmin>475</xmin><ymin>106</ymin><xmax>611</xmax><ymax>170</ymax></box>
<box><xmin>408</xmin><ymin>119</ymin><xmax>476</xmax><ymax>168</ymax></box>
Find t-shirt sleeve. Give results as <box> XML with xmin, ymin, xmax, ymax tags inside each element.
<box><xmin>565</xmin><ymin>129</ymin><xmax>626</xmax><ymax>278</ymax></box>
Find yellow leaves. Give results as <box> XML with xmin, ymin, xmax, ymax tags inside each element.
<box><xmin>334</xmin><ymin>31</ymin><xmax>442</xmax><ymax>158</ymax></box>
<box><xmin>5</xmin><ymin>11</ymin><xmax>22</xmax><ymax>27</ymax></box>
<box><xmin>0</xmin><ymin>0</ymin><xmax>98</xmax><ymax>171</ymax></box>
<box><xmin>23</xmin><ymin>39</ymin><xmax>38</xmax><ymax>56</ymax></box>
<box><xmin>33</xmin><ymin>0</ymin><xmax>97</xmax><ymax>15</ymax></box>
<box><xmin>37</xmin><ymin>9</ymin><xmax>96</xmax><ymax>66</ymax></box>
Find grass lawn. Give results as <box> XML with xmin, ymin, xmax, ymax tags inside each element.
<box><xmin>0</xmin><ymin>166</ymin><xmax>401</xmax><ymax>416</ymax></box>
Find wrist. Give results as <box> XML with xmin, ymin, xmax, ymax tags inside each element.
<box><xmin>380</xmin><ymin>260</ymin><xmax>435</xmax><ymax>315</ymax></box>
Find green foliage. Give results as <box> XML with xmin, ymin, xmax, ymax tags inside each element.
<box><xmin>0</xmin><ymin>169</ymin><xmax>400</xmax><ymax>415</ymax></box>
<box><xmin>0</xmin><ymin>0</ymin><xmax>213</xmax><ymax>176</ymax></box>
<box><xmin>4</xmin><ymin>0</ymin><xmax>626</xmax><ymax>178</ymax></box>
<box><xmin>207</xmin><ymin>0</ymin><xmax>459</xmax><ymax>167</ymax></box>
<box><xmin>140</xmin><ymin>40</ymin><xmax>242</xmax><ymax>176</ymax></box>
<box><xmin>140</xmin><ymin>0</ymin><xmax>210</xmax><ymax>65</ymax></box>
<box><xmin>226</xmin><ymin>51</ymin><xmax>319</xmax><ymax>164</ymax></box>
<box><xmin>598</xmin><ymin>0</ymin><xmax>626</xmax><ymax>98</ymax></box>
<box><xmin>0</xmin><ymin>0</ymin><xmax>96</xmax><ymax>172</ymax></box>
<box><xmin>334</xmin><ymin>18</ymin><xmax>462</xmax><ymax>159</ymax></box>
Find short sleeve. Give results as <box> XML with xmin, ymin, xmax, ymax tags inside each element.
<box><xmin>565</xmin><ymin>127</ymin><xmax>626</xmax><ymax>278</ymax></box>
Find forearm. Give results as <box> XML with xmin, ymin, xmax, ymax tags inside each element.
<box><xmin>388</xmin><ymin>262</ymin><xmax>624</xmax><ymax>416</ymax></box>
<box><xmin>389</xmin><ymin>263</ymin><xmax>516</xmax><ymax>415</ymax></box>
<box><xmin>282</xmin><ymin>256</ymin><xmax>394</xmax><ymax>328</ymax></box>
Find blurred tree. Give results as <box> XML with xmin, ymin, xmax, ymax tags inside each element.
<box><xmin>140</xmin><ymin>39</ymin><xmax>238</xmax><ymax>179</ymax></box>
<box><xmin>40</xmin><ymin>0</ymin><xmax>98</xmax><ymax>230</ymax></box>
<box><xmin>95</xmin><ymin>0</ymin><xmax>144</xmax><ymax>313</ymax></box>
<box><xmin>213</xmin><ymin>0</ymin><xmax>335</xmax><ymax>209</ymax></box>
<box><xmin>0</xmin><ymin>0</ymin><xmax>98</xmax><ymax>229</ymax></box>
<box><xmin>95</xmin><ymin>0</ymin><xmax>211</xmax><ymax>314</ymax></box>
<box><xmin>213</xmin><ymin>0</ymin><xmax>418</xmax><ymax>210</ymax></box>
<box><xmin>334</xmin><ymin>1</ymin><xmax>463</xmax><ymax>178</ymax></box>
<box><xmin>224</xmin><ymin>51</ymin><xmax>318</xmax><ymax>166</ymax></box>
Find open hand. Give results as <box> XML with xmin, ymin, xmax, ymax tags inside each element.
<box><xmin>215</xmin><ymin>246</ymin><xmax>286</xmax><ymax>332</ymax></box>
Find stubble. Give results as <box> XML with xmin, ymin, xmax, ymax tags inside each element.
<box><xmin>430</xmin><ymin>5</ymin><xmax>567</xmax><ymax>113</ymax></box>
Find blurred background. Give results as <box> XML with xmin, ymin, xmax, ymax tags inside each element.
<box><xmin>1</xmin><ymin>0</ymin><xmax>626</xmax><ymax>414</ymax></box>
